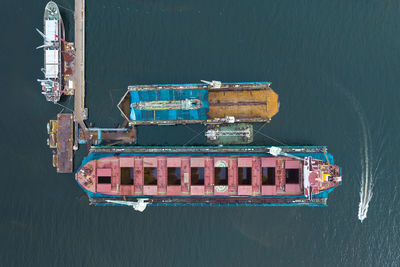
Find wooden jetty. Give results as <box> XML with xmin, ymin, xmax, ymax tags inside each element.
<box><xmin>46</xmin><ymin>0</ymin><xmax>137</xmax><ymax>173</ymax></box>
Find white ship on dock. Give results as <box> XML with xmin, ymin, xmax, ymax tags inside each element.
<box><xmin>36</xmin><ymin>1</ymin><xmax>64</xmax><ymax>103</ymax></box>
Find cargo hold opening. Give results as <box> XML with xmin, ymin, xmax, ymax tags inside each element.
<box><xmin>262</xmin><ymin>167</ymin><xmax>275</xmax><ymax>185</ymax></box>
<box><xmin>191</xmin><ymin>167</ymin><xmax>204</xmax><ymax>185</ymax></box>
<box><xmin>168</xmin><ymin>167</ymin><xmax>181</xmax><ymax>185</ymax></box>
<box><xmin>144</xmin><ymin>167</ymin><xmax>157</xmax><ymax>185</ymax></box>
<box><xmin>215</xmin><ymin>167</ymin><xmax>228</xmax><ymax>185</ymax></box>
<box><xmin>238</xmin><ymin>167</ymin><xmax>252</xmax><ymax>185</ymax></box>
<box><xmin>98</xmin><ymin>176</ymin><xmax>111</xmax><ymax>184</ymax></box>
<box><xmin>121</xmin><ymin>167</ymin><xmax>134</xmax><ymax>185</ymax></box>
<box><xmin>286</xmin><ymin>169</ymin><xmax>299</xmax><ymax>184</ymax></box>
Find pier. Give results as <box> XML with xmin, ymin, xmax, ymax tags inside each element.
<box><xmin>73</xmin><ymin>0</ymin><xmax>87</xmax><ymax>131</ymax></box>
<box><xmin>46</xmin><ymin>0</ymin><xmax>136</xmax><ymax>173</ymax></box>
<box><xmin>44</xmin><ymin>0</ymin><xmax>281</xmax><ymax>174</ymax></box>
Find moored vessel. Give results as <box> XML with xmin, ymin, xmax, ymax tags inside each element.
<box><xmin>76</xmin><ymin>146</ymin><xmax>342</xmax><ymax>211</ymax></box>
<box><xmin>36</xmin><ymin>1</ymin><xmax>64</xmax><ymax>103</ymax></box>
<box><xmin>205</xmin><ymin>123</ymin><xmax>253</xmax><ymax>144</ymax></box>
<box><xmin>118</xmin><ymin>80</ymin><xmax>279</xmax><ymax>125</ymax></box>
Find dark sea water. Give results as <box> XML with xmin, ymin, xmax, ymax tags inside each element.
<box><xmin>1</xmin><ymin>0</ymin><xmax>400</xmax><ymax>266</ymax></box>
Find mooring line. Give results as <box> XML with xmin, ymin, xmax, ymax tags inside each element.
<box><xmin>56</xmin><ymin>102</ymin><xmax>74</xmax><ymax>113</ymax></box>
<box><xmin>184</xmin><ymin>130</ymin><xmax>206</xmax><ymax>145</ymax></box>
<box><xmin>256</xmin><ymin>131</ymin><xmax>287</xmax><ymax>146</ymax></box>
<box><xmin>58</xmin><ymin>4</ymin><xmax>74</xmax><ymax>13</ymax></box>
<box><xmin>255</xmin><ymin>121</ymin><xmax>268</xmax><ymax>133</ymax></box>
<box><xmin>184</xmin><ymin>124</ymin><xmax>200</xmax><ymax>134</ymax></box>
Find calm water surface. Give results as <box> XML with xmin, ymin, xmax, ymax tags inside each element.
<box><xmin>1</xmin><ymin>0</ymin><xmax>400</xmax><ymax>266</ymax></box>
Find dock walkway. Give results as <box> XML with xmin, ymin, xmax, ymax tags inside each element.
<box><xmin>47</xmin><ymin>0</ymin><xmax>138</xmax><ymax>173</ymax></box>
<box><xmin>73</xmin><ymin>0</ymin><xmax>87</xmax><ymax>132</ymax></box>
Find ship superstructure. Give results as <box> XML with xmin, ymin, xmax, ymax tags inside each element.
<box><xmin>76</xmin><ymin>146</ymin><xmax>341</xmax><ymax>211</ymax></box>
<box><xmin>36</xmin><ymin>1</ymin><xmax>64</xmax><ymax>103</ymax></box>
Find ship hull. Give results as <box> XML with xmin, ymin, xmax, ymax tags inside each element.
<box><xmin>206</xmin><ymin>123</ymin><xmax>253</xmax><ymax>145</ymax></box>
<box><xmin>40</xmin><ymin>1</ymin><xmax>64</xmax><ymax>103</ymax></box>
<box><xmin>75</xmin><ymin>146</ymin><xmax>342</xmax><ymax>209</ymax></box>
<box><xmin>89</xmin><ymin>195</ymin><xmax>330</xmax><ymax>207</ymax></box>
<box><xmin>117</xmin><ymin>82</ymin><xmax>279</xmax><ymax>125</ymax></box>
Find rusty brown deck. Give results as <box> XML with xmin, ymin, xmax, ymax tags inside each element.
<box><xmin>56</xmin><ymin>114</ymin><xmax>73</xmax><ymax>173</ymax></box>
<box><xmin>63</xmin><ymin>42</ymin><xmax>75</xmax><ymax>95</ymax></box>
<box><xmin>208</xmin><ymin>89</ymin><xmax>278</xmax><ymax>119</ymax></box>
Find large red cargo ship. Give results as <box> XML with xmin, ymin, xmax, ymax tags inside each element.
<box><xmin>76</xmin><ymin>146</ymin><xmax>342</xmax><ymax>211</ymax></box>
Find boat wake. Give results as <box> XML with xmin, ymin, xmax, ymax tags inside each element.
<box><xmin>345</xmin><ymin>92</ymin><xmax>374</xmax><ymax>222</ymax></box>
<box><xmin>357</xmin><ymin>110</ymin><xmax>373</xmax><ymax>223</ymax></box>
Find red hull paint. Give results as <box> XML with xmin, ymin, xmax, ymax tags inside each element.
<box><xmin>76</xmin><ymin>155</ymin><xmax>341</xmax><ymax>198</ymax></box>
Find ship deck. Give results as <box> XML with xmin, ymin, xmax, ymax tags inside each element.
<box><xmin>117</xmin><ymin>82</ymin><xmax>279</xmax><ymax>125</ymax></box>
<box><xmin>56</xmin><ymin>114</ymin><xmax>73</xmax><ymax>173</ymax></box>
<box><xmin>77</xmin><ymin>155</ymin><xmax>305</xmax><ymax>197</ymax></box>
<box><xmin>76</xmin><ymin>146</ymin><xmax>340</xmax><ymax>199</ymax></box>
<box><xmin>208</xmin><ymin>89</ymin><xmax>278</xmax><ymax>119</ymax></box>
<box><xmin>62</xmin><ymin>42</ymin><xmax>75</xmax><ymax>95</ymax></box>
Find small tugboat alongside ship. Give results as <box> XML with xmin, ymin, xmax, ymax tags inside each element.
<box><xmin>36</xmin><ymin>1</ymin><xmax>64</xmax><ymax>103</ymax></box>
<box><xmin>206</xmin><ymin>123</ymin><xmax>253</xmax><ymax>145</ymax></box>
